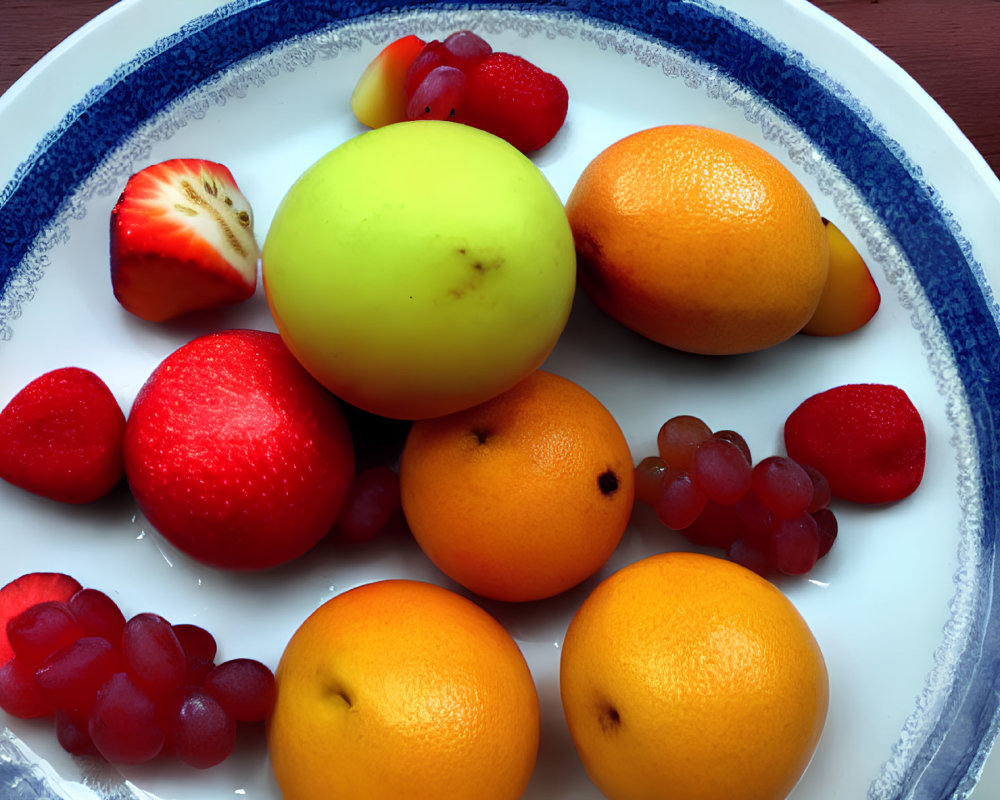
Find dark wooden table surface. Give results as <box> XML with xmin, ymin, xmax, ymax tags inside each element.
<box><xmin>1</xmin><ymin>1</ymin><xmax>997</xmax><ymax>177</ymax></box>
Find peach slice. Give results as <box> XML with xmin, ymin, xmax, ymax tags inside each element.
<box><xmin>350</xmin><ymin>35</ymin><xmax>426</xmax><ymax>128</ymax></box>
<box><xmin>801</xmin><ymin>219</ymin><xmax>881</xmax><ymax>336</ymax></box>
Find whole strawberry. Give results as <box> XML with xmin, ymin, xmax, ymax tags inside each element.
<box><xmin>458</xmin><ymin>52</ymin><xmax>568</xmax><ymax>153</ymax></box>
<box><xmin>0</xmin><ymin>368</ymin><xmax>125</xmax><ymax>504</ymax></box>
<box><xmin>123</xmin><ymin>329</ymin><xmax>355</xmax><ymax>570</ymax></box>
<box><xmin>784</xmin><ymin>383</ymin><xmax>926</xmax><ymax>504</ymax></box>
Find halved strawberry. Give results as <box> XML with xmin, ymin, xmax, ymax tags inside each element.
<box><xmin>351</xmin><ymin>34</ymin><xmax>427</xmax><ymax>128</ymax></box>
<box><xmin>0</xmin><ymin>367</ymin><xmax>126</xmax><ymax>504</ymax></box>
<box><xmin>110</xmin><ymin>158</ymin><xmax>260</xmax><ymax>322</ymax></box>
<box><xmin>458</xmin><ymin>52</ymin><xmax>569</xmax><ymax>153</ymax></box>
<box><xmin>0</xmin><ymin>572</ymin><xmax>82</xmax><ymax>666</ymax></box>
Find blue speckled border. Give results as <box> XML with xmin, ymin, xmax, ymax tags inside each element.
<box><xmin>1</xmin><ymin>1</ymin><xmax>998</xmax><ymax>798</ymax></box>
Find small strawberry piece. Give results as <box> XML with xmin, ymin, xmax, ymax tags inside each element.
<box><xmin>0</xmin><ymin>572</ymin><xmax>82</xmax><ymax>665</ymax></box>
<box><xmin>459</xmin><ymin>52</ymin><xmax>569</xmax><ymax>153</ymax></box>
<box><xmin>110</xmin><ymin>158</ymin><xmax>259</xmax><ymax>322</ymax></box>
<box><xmin>784</xmin><ymin>383</ymin><xmax>926</xmax><ymax>504</ymax></box>
<box><xmin>351</xmin><ymin>34</ymin><xmax>427</xmax><ymax>128</ymax></box>
<box><xmin>0</xmin><ymin>367</ymin><xmax>125</xmax><ymax>504</ymax></box>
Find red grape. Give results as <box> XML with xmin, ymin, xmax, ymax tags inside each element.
<box><xmin>442</xmin><ymin>30</ymin><xmax>492</xmax><ymax>68</ymax></box>
<box><xmin>88</xmin><ymin>672</ymin><xmax>166</xmax><ymax>765</ymax></box>
<box><xmin>407</xmin><ymin>65</ymin><xmax>466</xmax><ymax>120</ymax></box>
<box><xmin>6</xmin><ymin>601</ymin><xmax>84</xmax><ymax>668</ymax></box>
<box><xmin>769</xmin><ymin>514</ymin><xmax>821</xmax><ymax>575</ymax></box>
<box><xmin>68</xmin><ymin>588</ymin><xmax>126</xmax><ymax>643</ymax></box>
<box><xmin>172</xmin><ymin>686</ymin><xmax>236</xmax><ymax>769</ymax></box>
<box><xmin>654</xmin><ymin>470</ymin><xmax>707</xmax><ymax>531</ymax></box>
<box><xmin>334</xmin><ymin>465</ymin><xmax>402</xmax><ymax>544</ymax></box>
<box><xmin>204</xmin><ymin>658</ymin><xmax>277</xmax><ymax>722</ymax></box>
<box><xmin>34</xmin><ymin>635</ymin><xmax>120</xmax><ymax>712</ymax></box>
<box><xmin>0</xmin><ymin>657</ymin><xmax>53</xmax><ymax>719</ymax></box>
<box><xmin>121</xmin><ymin>613</ymin><xmax>186</xmax><ymax>697</ymax></box>
<box><xmin>689</xmin><ymin>437</ymin><xmax>752</xmax><ymax>505</ymax></box>
<box><xmin>55</xmin><ymin>708</ymin><xmax>95</xmax><ymax>756</ymax></box>
<box><xmin>634</xmin><ymin>456</ymin><xmax>667</xmax><ymax>507</ymax></box>
<box><xmin>682</xmin><ymin>501</ymin><xmax>742</xmax><ymax>549</ymax></box>
<box><xmin>813</xmin><ymin>508</ymin><xmax>839</xmax><ymax>557</ymax></box>
<box><xmin>173</xmin><ymin>623</ymin><xmax>217</xmax><ymax>685</ymax></box>
<box><xmin>657</xmin><ymin>415</ymin><xmax>712</xmax><ymax>469</ymax></box>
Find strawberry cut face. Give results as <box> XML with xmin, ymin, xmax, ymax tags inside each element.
<box><xmin>110</xmin><ymin>159</ymin><xmax>260</xmax><ymax>322</ymax></box>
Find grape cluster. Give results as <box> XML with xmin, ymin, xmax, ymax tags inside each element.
<box><xmin>635</xmin><ymin>415</ymin><xmax>837</xmax><ymax>577</ymax></box>
<box><xmin>0</xmin><ymin>586</ymin><xmax>275</xmax><ymax>768</ymax></box>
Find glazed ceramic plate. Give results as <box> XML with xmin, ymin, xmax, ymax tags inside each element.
<box><xmin>2</xmin><ymin>1</ymin><xmax>1000</xmax><ymax>798</ymax></box>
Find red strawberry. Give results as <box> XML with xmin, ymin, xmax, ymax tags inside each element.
<box><xmin>0</xmin><ymin>572</ymin><xmax>82</xmax><ymax>666</ymax></box>
<box><xmin>110</xmin><ymin>159</ymin><xmax>260</xmax><ymax>322</ymax></box>
<box><xmin>0</xmin><ymin>367</ymin><xmax>126</xmax><ymax>504</ymax></box>
<box><xmin>458</xmin><ymin>52</ymin><xmax>569</xmax><ymax>153</ymax></box>
<box><xmin>784</xmin><ymin>384</ymin><xmax>926</xmax><ymax>504</ymax></box>
<box><xmin>123</xmin><ymin>329</ymin><xmax>355</xmax><ymax>570</ymax></box>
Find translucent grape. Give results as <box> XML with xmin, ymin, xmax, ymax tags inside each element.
<box><xmin>403</xmin><ymin>40</ymin><xmax>447</xmax><ymax>99</ymax></box>
<box><xmin>769</xmin><ymin>514</ymin><xmax>821</xmax><ymax>575</ymax></box>
<box><xmin>752</xmin><ymin>456</ymin><xmax>814</xmax><ymax>518</ymax></box>
<box><xmin>682</xmin><ymin>501</ymin><xmax>742</xmax><ymax>549</ymax></box>
<box><xmin>689</xmin><ymin>437</ymin><xmax>752</xmax><ymax>505</ymax></box>
<box><xmin>653</xmin><ymin>469</ymin><xmax>707</xmax><ymax>531</ymax></box>
<box><xmin>727</xmin><ymin>538</ymin><xmax>771</xmax><ymax>577</ymax></box>
<box><xmin>442</xmin><ymin>30</ymin><xmax>492</xmax><ymax>68</ymax></box>
<box><xmin>0</xmin><ymin>657</ymin><xmax>53</xmax><ymax>719</ymax></box>
<box><xmin>34</xmin><ymin>635</ymin><xmax>120</xmax><ymax>713</ymax></box>
<box><xmin>803</xmin><ymin>464</ymin><xmax>832</xmax><ymax>513</ymax></box>
<box><xmin>121</xmin><ymin>613</ymin><xmax>186</xmax><ymax>697</ymax></box>
<box><xmin>204</xmin><ymin>658</ymin><xmax>277</xmax><ymax>722</ymax></box>
<box><xmin>88</xmin><ymin>672</ymin><xmax>166</xmax><ymax>765</ymax></box>
<box><xmin>712</xmin><ymin>429</ymin><xmax>751</xmax><ymax>464</ymax></box>
<box><xmin>406</xmin><ymin>65</ymin><xmax>466</xmax><ymax>121</ymax></box>
<box><xmin>68</xmin><ymin>588</ymin><xmax>126</xmax><ymax>643</ymax></box>
<box><xmin>171</xmin><ymin>686</ymin><xmax>237</xmax><ymax>770</ymax></box>
<box><xmin>173</xmin><ymin>623</ymin><xmax>217</xmax><ymax>685</ymax></box>
<box><xmin>55</xmin><ymin>708</ymin><xmax>95</xmax><ymax>756</ymax></box>
<box><xmin>812</xmin><ymin>508</ymin><xmax>839</xmax><ymax>557</ymax></box>
<box><xmin>634</xmin><ymin>456</ymin><xmax>668</xmax><ymax>506</ymax></box>
<box><xmin>6</xmin><ymin>601</ymin><xmax>84</xmax><ymax>669</ymax></box>
<box><xmin>656</xmin><ymin>415</ymin><xmax>712</xmax><ymax>469</ymax></box>
<box><xmin>334</xmin><ymin>465</ymin><xmax>402</xmax><ymax>544</ymax></box>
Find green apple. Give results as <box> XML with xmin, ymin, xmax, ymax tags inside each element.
<box><xmin>262</xmin><ymin>120</ymin><xmax>576</xmax><ymax>420</ymax></box>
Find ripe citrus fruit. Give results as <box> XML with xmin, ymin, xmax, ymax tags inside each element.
<box><xmin>565</xmin><ymin>124</ymin><xmax>830</xmax><ymax>355</ymax></box>
<box><xmin>268</xmin><ymin>579</ymin><xmax>539</xmax><ymax>800</ymax></box>
<box><xmin>399</xmin><ymin>369</ymin><xmax>635</xmax><ymax>602</ymax></box>
<box><xmin>560</xmin><ymin>551</ymin><xmax>828</xmax><ymax>800</ymax></box>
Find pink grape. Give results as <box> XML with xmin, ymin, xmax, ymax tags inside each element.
<box><xmin>171</xmin><ymin>686</ymin><xmax>236</xmax><ymax>770</ymax></box>
<box><xmin>689</xmin><ymin>437</ymin><xmax>752</xmax><ymax>505</ymax></box>
<box><xmin>656</xmin><ymin>415</ymin><xmax>712</xmax><ymax>470</ymax></box>
<box><xmin>769</xmin><ymin>514</ymin><xmax>821</xmax><ymax>575</ymax></box>
<box><xmin>6</xmin><ymin>601</ymin><xmax>84</xmax><ymax>669</ymax></box>
<box><xmin>121</xmin><ymin>613</ymin><xmax>186</xmax><ymax>697</ymax></box>
<box><xmin>654</xmin><ymin>470</ymin><xmax>707</xmax><ymax>531</ymax></box>
<box><xmin>634</xmin><ymin>456</ymin><xmax>667</xmax><ymax>506</ymax></box>
<box><xmin>204</xmin><ymin>658</ymin><xmax>277</xmax><ymax>722</ymax></box>
<box><xmin>68</xmin><ymin>588</ymin><xmax>126</xmax><ymax>643</ymax></box>
<box><xmin>88</xmin><ymin>672</ymin><xmax>165</xmax><ymax>765</ymax></box>
<box><xmin>406</xmin><ymin>65</ymin><xmax>466</xmax><ymax>120</ymax></box>
<box><xmin>752</xmin><ymin>456</ymin><xmax>814</xmax><ymax>518</ymax></box>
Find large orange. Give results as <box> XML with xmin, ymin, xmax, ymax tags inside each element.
<box><xmin>268</xmin><ymin>579</ymin><xmax>539</xmax><ymax>800</ymax></box>
<box><xmin>566</xmin><ymin>124</ymin><xmax>829</xmax><ymax>355</ymax></box>
<box><xmin>560</xmin><ymin>551</ymin><xmax>828</xmax><ymax>800</ymax></box>
<box><xmin>399</xmin><ymin>369</ymin><xmax>634</xmax><ymax>603</ymax></box>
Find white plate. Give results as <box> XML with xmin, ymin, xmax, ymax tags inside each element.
<box><xmin>2</xmin><ymin>1</ymin><xmax>1000</xmax><ymax>798</ymax></box>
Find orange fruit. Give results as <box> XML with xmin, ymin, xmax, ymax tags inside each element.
<box><xmin>399</xmin><ymin>369</ymin><xmax>634</xmax><ymax>603</ymax></box>
<box><xmin>268</xmin><ymin>579</ymin><xmax>540</xmax><ymax>800</ymax></box>
<box><xmin>560</xmin><ymin>551</ymin><xmax>828</xmax><ymax>800</ymax></box>
<box><xmin>566</xmin><ymin>124</ymin><xmax>830</xmax><ymax>355</ymax></box>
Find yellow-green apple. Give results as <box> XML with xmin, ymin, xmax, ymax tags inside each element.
<box><xmin>262</xmin><ymin>120</ymin><xmax>576</xmax><ymax>420</ymax></box>
<box><xmin>801</xmin><ymin>219</ymin><xmax>881</xmax><ymax>336</ymax></box>
<box><xmin>110</xmin><ymin>159</ymin><xmax>260</xmax><ymax>322</ymax></box>
<box><xmin>123</xmin><ymin>329</ymin><xmax>355</xmax><ymax>570</ymax></box>
<box><xmin>351</xmin><ymin>35</ymin><xmax>426</xmax><ymax>128</ymax></box>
